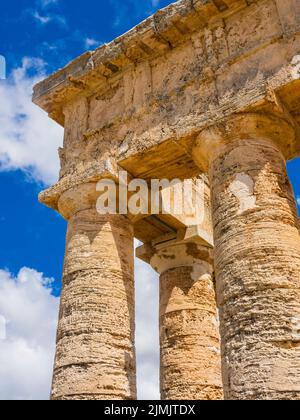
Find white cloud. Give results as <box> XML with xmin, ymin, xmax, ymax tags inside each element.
<box><xmin>33</xmin><ymin>11</ymin><xmax>51</xmax><ymax>24</ymax></box>
<box><xmin>135</xmin><ymin>252</ymin><xmax>160</xmax><ymax>400</ymax></box>
<box><xmin>40</xmin><ymin>0</ymin><xmax>59</xmax><ymax>7</ymax></box>
<box><xmin>0</xmin><ymin>268</ymin><xmax>59</xmax><ymax>400</ymax></box>
<box><xmin>32</xmin><ymin>10</ymin><xmax>67</xmax><ymax>27</ymax></box>
<box><xmin>31</xmin><ymin>0</ymin><xmax>66</xmax><ymax>27</ymax></box>
<box><xmin>0</xmin><ymin>58</ymin><xmax>63</xmax><ymax>185</ymax></box>
<box><xmin>84</xmin><ymin>38</ymin><xmax>101</xmax><ymax>50</ymax></box>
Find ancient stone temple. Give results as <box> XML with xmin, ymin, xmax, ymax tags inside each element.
<box><xmin>33</xmin><ymin>0</ymin><xmax>300</xmax><ymax>400</ymax></box>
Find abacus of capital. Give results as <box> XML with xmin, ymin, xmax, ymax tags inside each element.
<box><xmin>33</xmin><ymin>0</ymin><xmax>300</xmax><ymax>400</ymax></box>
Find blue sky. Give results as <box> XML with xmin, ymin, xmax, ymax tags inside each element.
<box><xmin>0</xmin><ymin>0</ymin><xmax>300</xmax><ymax>401</ymax></box>
<box><xmin>1</xmin><ymin>0</ymin><xmax>173</xmax><ymax>73</ymax></box>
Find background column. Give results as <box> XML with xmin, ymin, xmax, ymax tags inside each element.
<box><xmin>138</xmin><ymin>240</ymin><xmax>223</xmax><ymax>400</ymax></box>
<box><xmin>51</xmin><ymin>183</ymin><xmax>136</xmax><ymax>400</ymax></box>
<box><xmin>193</xmin><ymin>113</ymin><xmax>300</xmax><ymax>400</ymax></box>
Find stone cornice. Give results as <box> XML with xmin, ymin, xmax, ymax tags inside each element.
<box><xmin>32</xmin><ymin>0</ymin><xmax>245</xmax><ymax>125</ymax></box>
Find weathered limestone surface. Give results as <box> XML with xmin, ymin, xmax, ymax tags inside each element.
<box><xmin>194</xmin><ymin>114</ymin><xmax>300</xmax><ymax>400</ymax></box>
<box><xmin>33</xmin><ymin>0</ymin><xmax>300</xmax><ymax>402</ymax></box>
<box><xmin>156</xmin><ymin>243</ymin><xmax>223</xmax><ymax>400</ymax></box>
<box><xmin>136</xmin><ymin>176</ymin><xmax>223</xmax><ymax>400</ymax></box>
<box><xmin>138</xmin><ymin>237</ymin><xmax>223</xmax><ymax>400</ymax></box>
<box><xmin>52</xmin><ymin>184</ymin><xmax>136</xmax><ymax>400</ymax></box>
<box><xmin>33</xmin><ymin>0</ymin><xmax>300</xmax><ymax>193</ymax></box>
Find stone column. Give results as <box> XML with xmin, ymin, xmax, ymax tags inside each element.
<box><xmin>139</xmin><ymin>240</ymin><xmax>223</xmax><ymax>400</ymax></box>
<box><xmin>51</xmin><ymin>183</ymin><xmax>136</xmax><ymax>400</ymax></box>
<box><xmin>193</xmin><ymin>113</ymin><xmax>300</xmax><ymax>400</ymax></box>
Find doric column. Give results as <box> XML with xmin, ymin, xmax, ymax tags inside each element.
<box><xmin>51</xmin><ymin>183</ymin><xmax>136</xmax><ymax>400</ymax></box>
<box><xmin>137</xmin><ymin>238</ymin><xmax>223</xmax><ymax>400</ymax></box>
<box><xmin>193</xmin><ymin>113</ymin><xmax>300</xmax><ymax>400</ymax></box>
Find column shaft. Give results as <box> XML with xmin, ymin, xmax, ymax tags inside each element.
<box><xmin>153</xmin><ymin>243</ymin><xmax>223</xmax><ymax>400</ymax></box>
<box><xmin>209</xmin><ymin>136</ymin><xmax>300</xmax><ymax>400</ymax></box>
<box><xmin>51</xmin><ymin>209</ymin><xmax>136</xmax><ymax>400</ymax></box>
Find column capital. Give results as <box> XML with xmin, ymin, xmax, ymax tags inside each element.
<box><xmin>38</xmin><ymin>158</ymin><xmax>119</xmax><ymax>218</ymax></box>
<box><xmin>192</xmin><ymin>113</ymin><xmax>295</xmax><ymax>171</ymax></box>
<box><xmin>137</xmin><ymin>236</ymin><xmax>213</xmax><ymax>276</ymax></box>
<box><xmin>57</xmin><ymin>182</ymin><xmax>99</xmax><ymax>220</ymax></box>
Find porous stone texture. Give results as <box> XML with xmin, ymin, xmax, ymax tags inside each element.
<box><xmin>195</xmin><ymin>114</ymin><xmax>300</xmax><ymax>400</ymax></box>
<box><xmin>34</xmin><ymin>0</ymin><xmax>300</xmax><ymax>192</ymax></box>
<box><xmin>51</xmin><ymin>185</ymin><xmax>136</xmax><ymax>400</ymax></box>
<box><xmin>34</xmin><ymin>0</ymin><xmax>300</xmax><ymax>401</ymax></box>
<box><xmin>151</xmin><ymin>243</ymin><xmax>223</xmax><ymax>400</ymax></box>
